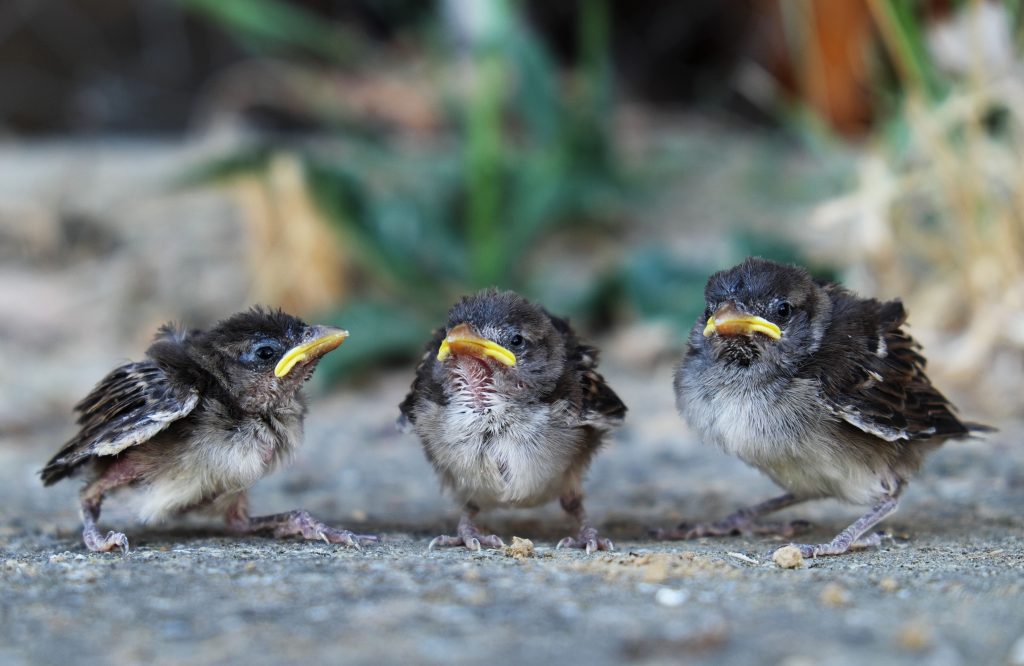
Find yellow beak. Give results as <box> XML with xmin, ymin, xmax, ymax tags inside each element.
<box><xmin>274</xmin><ymin>326</ymin><xmax>349</xmax><ymax>378</ymax></box>
<box><xmin>436</xmin><ymin>323</ymin><xmax>517</xmax><ymax>367</ymax></box>
<box><xmin>703</xmin><ymin>304</ymin><xmax>782</xmax><ymax>340</ymax></box>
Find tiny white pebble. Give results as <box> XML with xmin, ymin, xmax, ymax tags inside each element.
<box><xmin>727</xmin><ymin>551</ymin><xmax>759</xmax><ymax>565</ymax></box>
<box><xmin>655</xmin><ymin>588</ymin><xmax>689</xmax><ymax>607</ymax></box>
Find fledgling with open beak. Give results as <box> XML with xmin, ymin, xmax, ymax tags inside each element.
<box><xmin>660</xmin><ymin>257</ymin><xmax>990</xmax><ymax>558</ymax></box>
<box><xmin>399</xmin><ymin>289</ymin><xmax>626</xmax><ymax>553</ymax></box>
<box><xmin>41</xmin><ymin>307</ymin><xmax>376</xmax><ymax>553</ymax></box>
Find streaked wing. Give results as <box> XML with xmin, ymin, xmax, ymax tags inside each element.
<box><xmin>41</xmin><ymin>361</ymin><xmax>198</xmax><ymax>484</ymax></box>
<box><xmin>816</xmin><ymin>294</ymin><xmax>969</xmax><ymax>443</ymax></box>
<box><xmin>574</xmin><ymin>342</ymin><xmax>627</xmax><ymax>428</ymax></box>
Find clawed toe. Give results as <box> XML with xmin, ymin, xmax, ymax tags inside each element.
<box><xmin>557</xmin><ymin>532</ymin><xmax>614</xmax><ymax>554</ymax></box>
<box><xmin>85</xmin><ymin>530</ymin><xmax>130</xmax><ymax>555</ymax></box>
<box><xmin>789</xmin><ymin>531</ymin><xmax>886</xmax><ymax>559</ymax></box>
<box><xmin>428</xmin><ymin>533</ymin><xmax>504</xmax><ymax>552</ymax></box>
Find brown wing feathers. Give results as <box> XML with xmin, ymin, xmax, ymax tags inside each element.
<box><xmin>40</xmin><ymin>361</ymin><xmax>198</xmax><ymax>485</ymax></box>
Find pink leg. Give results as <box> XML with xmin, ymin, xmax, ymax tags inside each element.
<box><xmin>224</xmin><ymin>493</ymin><xmax>376</xmax><ymax>549</ymax></box>
<box><xmin>788</xmin><ymin>496</ymin><xmax>898</xmax><ymax>558</ymax></box>
<box><xmin>556</xmin><ymin>492</ymin><xmax>614</xmax><ymax>554</ymax></box>
<box><xmin>79</xmin><ymin>459</ymin><xmax>139</xmax><ymax>554</ymax></box>
<box><xmin>428</xmin><ymin>504</ymin><xmax>504</xmax><ymax>552</ymax></box>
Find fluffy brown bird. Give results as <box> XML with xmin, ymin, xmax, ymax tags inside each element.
<box><xmin>399</xmin><ymin>290</ymin><xmax>626</xmax><ymax>553</ymax></box>
<box><xmin>663</xmin><ymin>257</ymin><xmax>990</xmax><ymax>557</ymax></box>
<box><xmin>41</xmin><ymin>307</ymin><xmax>376</xmax><ymax>553</ymax></box>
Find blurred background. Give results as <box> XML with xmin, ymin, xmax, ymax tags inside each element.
<box><xmin>2</xmin><ymin>0</ymin><xmax>1023</xmax><ymax>441</ymax></box>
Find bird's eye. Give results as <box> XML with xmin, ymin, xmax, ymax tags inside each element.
<box><xmin>255</xmin><ymin>345</ymin><xmax>278</xmax><ymax>361</ymax></box>
<box><xmin>775</xmin><ymin>301</ymin><xmax>792</xmax><ymax>319</ymax></box>
<box><xmin>704</xmin><ymin>304</ymin><xmax>714</xmax><ymax>319</ymax></box>
<box><xmin>509</xmin><ymin>334</ymin><xmax>525</xmax><ymax>348</ymax></box>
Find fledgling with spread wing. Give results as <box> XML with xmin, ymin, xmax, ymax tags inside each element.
<box><xmin>399</xmin><ymin>289</ymin><xmax>626</xmax><ymax>553</ymax></box>
<box><xmin>660</xmin><ymin>257</ymin><xmax>990</xmax><ymax>558</ymax></box>
<box><xmin>41</xmin><ymin>307</ymin><xmax>376</xmax><ymax>553</ymax></box>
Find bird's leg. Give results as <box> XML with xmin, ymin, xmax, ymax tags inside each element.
<box><xmin>556</xmin><ymin>491</ymin><xmax>614</xmax><ymax>554</ymax></box>
<box><xmin>428</xmin><ymin>503</ymin><xmax>504</xmax><ymax>552</ymax></box>
<box><xmin>79</xmin><ymin>460</ymin><xmax>137</xmax><ymax>554</ymax></box>
<box><xmin>224</xmin><ymin>492</ymin><xmax>377</xmax><ymax>549</ymax></box>
<box><xmin>786</xmin><ymin>495</ymin><xmax>898</xmax><ymax>558</ymax></box>
<box><xmin>655</xmin><ymin>493</ymin><xmax>811</xmax><ymax>540</ymax></box>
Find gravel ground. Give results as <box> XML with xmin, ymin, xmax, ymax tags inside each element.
<box><xmin>1</xmin><ymin>141</ymin><xmax>1023</xmax><ymax>666</ymax></box>
<box><xmin>3</xmin><ymin>368</ymin><xmax>1023</xmax><ymax>666</ymax></box>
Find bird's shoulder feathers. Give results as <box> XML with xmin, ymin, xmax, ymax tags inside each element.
<box><xmin>549</xmin><ymin>315</ymin><xmax>627</xmax><ymax>430</ymax></box>
<box><xmin>40</xmin><ymin>332</ymin><xmax>201</xmax><ymax>485</ymax></box>
<box><xmin>810</xmin><ymin>285</ymin><xmax>974</xmax><ymax>443</ymax></box>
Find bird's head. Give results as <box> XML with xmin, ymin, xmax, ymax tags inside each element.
<box><xmin>432</xmin><ymin>290</ymin><xmax>566</xmax><ymax>400</ymax></box>
<box><xmin>190</xmin><ymin>307</ymin><xmax>348</xmax><ymax>412</ymax></box>
<box><xmin>694</xmin><ymin>257</ymin><xmax>830</xmax><ymax>371</ymax></box>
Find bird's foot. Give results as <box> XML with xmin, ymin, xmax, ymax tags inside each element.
<box><xmin>653</xmin><ymin>515</ymin><xmax>811</xmax><ymax>541</ymax></box>
<box><xmin>556</xmin><ymin>525</ymin><xmax>614</xmax><ymax>554</ymax></box>
<box><xmin>789</xmin><ymin>531</ymin><xmax>887</xmax><ymax>558</ymax></box>
<box><xmin>83</xmin><ymin>528</ymin><xmax>129</xmax><ymax>554</ymax></box>
<box><xmin>274</xmin><ymin>510</ymin><xmax>378</xmax><ymax>549</ymax></box>
<box><xmin>428</xmin><ymin>524</ymin><xmax>504</xmax><ymax>552</ymax></box>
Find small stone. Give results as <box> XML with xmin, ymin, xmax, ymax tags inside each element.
<box><xmin>895</xmin><ymin>622</ymin><xmax>932</xmax><ymax>652</ymax></box>
<box><xmin>879</xmin><ymin>577</ymin><xmax>899</xmax><ymax>593</ymax></box>
<box><xmin>502</xmin><ymin>536</ymin><xmax>535</xmax><ymax>559</ymax></box>
<box><xmin>772</xmin><ymin>545</ymin><xmax>804</xmax><ymax>569</ymax></box>
<box><xmin>655</xmin><ymin>587</ymin><xmax>689</xmax><ymax>607</ymax></box>
<box><xmin>819</xmin><ymin>583</ymin><xmax>850</xmax><ymax>607</ymax></box>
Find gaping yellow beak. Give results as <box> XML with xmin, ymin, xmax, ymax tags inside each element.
<box><xmin>703</xmin><ymin>303</ymin><xmax>782</xmax><ymax>340</ymax></box>
<box><xmin>274</xmin><ymin>326</ymin><xmax>349</xmax><ymax>378</ymax></box>
<box><xmin>436</xmin><ymin>323</ymin><xmax>517</xmax><ymax>367</ymax></box>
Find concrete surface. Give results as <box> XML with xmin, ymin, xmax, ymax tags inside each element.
<box><xmin>1</xmin><ymin>140</ymin><xmax>1022</xmax><ymax>666</ymax></box>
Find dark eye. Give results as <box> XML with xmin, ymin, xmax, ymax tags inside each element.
<box><xmin>704</xmin><ymin>304</ymin><xmax>714</xmax><ymax>319</ymax></box>
<box><xmin>509</xmin><ymin>334</ymin><xmax>525</xmax><ymax>348</ymax></box>
<box><xmin>775</xmin><ymin>301</ymin><xmax>792</xmax><ymax>319</ymax></box>
<box><xmin>255</xmin><ymin>345</ymin><xmax>278</xmax><ymax>361</ymax></box>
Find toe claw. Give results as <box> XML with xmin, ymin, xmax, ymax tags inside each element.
<box><xmin>465</xmin><ymin>537</ymin><xmax>481</xmax><ymax>552</ymax></box>
<box><xmin>556</xmin><ymin>537</ymin><xmax>573</xmax><ymax>550</ymax></box>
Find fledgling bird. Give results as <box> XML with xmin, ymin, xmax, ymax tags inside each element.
<box><xmin>41</xmin><ymin>307</ymin><xmax>376</xmax><ymax>553</ymax></box>
<box><xmin>399</xmin><ymin>289</ymin><xmax>626</xmax><ymax>553</ymax></box>
<box><xmin>661</xmin><ymin>257</ymin><xmax>989</xmax><ymax>557</ymax></box>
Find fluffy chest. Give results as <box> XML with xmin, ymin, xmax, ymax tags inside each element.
<box><xmin>678</xmin><ymin>362</ymin><xmax>897</xmax><ymax>503</ymax></box>
<box><xmin>419</xmin><ymin>392</ymin><xmax>583</xmax><ymax>509</ymax></box>
<box><xmin>135</xmin><ymin>407</ymin><xmax>303</xmax><ymax>521</ymax></box>
<box><xmin>680</xmin><ymin>369</ymin><xmax>821</xmax><ymax>461</ymax></box>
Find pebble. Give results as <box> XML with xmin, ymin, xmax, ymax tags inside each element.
<box><xmin>819</xmin><ymin>583</ymin><xmax>850</xmax><ymax>608</ymax></box>
<box><xmin>502</xmin><ymin>537</ymin><xmax>535</xmax><ymax>559</ymax></box>
<box><xmin>655</xmin><ymin>587</ymin><xmax>689</xmax><ymax>607</ymax></box>
<box><xmin>879</xmin><ymin>577</ymin><xmax>899</xmax><ymax>592</ymax></box>
<box><xmin>772</xmin><ymin>545</ymin><xmax>804</xmax><ymax>569</ymax></box>
<box><xmin>895</xmin><ymin>621</ymin><xmax>932</xmax><ymax>652</ymax></box>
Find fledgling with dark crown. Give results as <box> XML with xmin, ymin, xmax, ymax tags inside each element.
<box><xmin>399</xmin><ymin>289</ymin><xmax>626</xmax><ymax>553</ymax></box>
<box><xmin>41</xmin><ymin>307</ymin><xmax>377</xmax><ymax>553</ymax></box>
<box><xmin>661</xmin><ymin>257</ymin><xmax>990</xmax><ymax>558</ymax></box>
